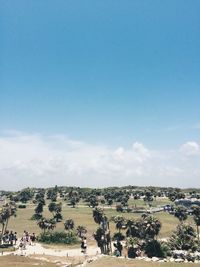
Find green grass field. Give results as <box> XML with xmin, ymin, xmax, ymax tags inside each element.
<box><xmin>128</xmin><ymin>197</ymin><xmax>171</xmax><ymax>208</ymax></box>
<box><xmin>1</xmin><ymin>198</ymin><xmax>199</xmax><ymax>266</ymax></box>
<box><xmin>7</xmin><ymin>198</ymin><xmax>197</xmax><ymax>243</ymax></box>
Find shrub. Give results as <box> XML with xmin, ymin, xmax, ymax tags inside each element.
<box><xmin>126</xmin><ymin>237</ymin><xmax>141</xmax><ymax>258</ymax></box>
<box><xmin>186</xmin><ymin>253</ymin><xmax>196</xmax><ymax>262</ymax></box>
<box><xmin>160</xmin><ymin>242</ymin><xmax>172</xmax><ymax>257</ymax></box>
<box><xmin>169</xmin><ymin>224</ymin><xmax>197</xmax><ymax>251</ymax></box>
<box><xmin>18</xmin><ymin>204</ymin><xmax>26</xmax><ymax>209</ymax></box>
<box><xmin>128</xmin><ymin>247</ymin><xmax>137</xmax><ymax>258</ymax></box>
<box><xmin>37</xmin><ymin>231</ymin><xmax>79</xmax><ymax>244</ymax></box>
<box><xmin>144</xmin><ymin>240</ymin><xmax>169</xmax><ymax>258</ymax></box>
<box><xmin>31</xmin><ymin>213</ymin><xmax>42</xmax><ymax>220</ymax></box>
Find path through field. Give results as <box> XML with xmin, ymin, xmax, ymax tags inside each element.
<box><xmin>1</xmin><ymin>242</ymin><xmax>102</xmax><ymax>266</ymax></box>
<box><xmin>15</xmin><ymin>242</ymin><xmax>100</xmax><ymax>257</ymax></box>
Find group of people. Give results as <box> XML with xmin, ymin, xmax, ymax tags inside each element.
<box><xmin>19</xmin><ymin>231</ymin><xmax>36</xmax><ymax>250</ymax></box>
<box><xmin>1</xmin><ymin>230</ymin><xmax>17</xmax><ymax>246</ymax></box>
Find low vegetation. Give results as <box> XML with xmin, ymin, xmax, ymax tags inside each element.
<box><xmin>38</xmin><ymin>230</ymin><xmax>78</xmax><ymax>244</ymax></box>
<box><xmin>1</xmin><ymin>185</ymin><xmax>200</xmax><ymax>264</ymax></box>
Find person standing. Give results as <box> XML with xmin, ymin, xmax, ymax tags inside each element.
<box><xmin>116</xmin><ymin>240</ymin><xmax>122</xmax><ymax>256</ymax></box>
<box><xmin>9</xmin><ymin>231</ymin><xmax>14</xmax><ymax>246</ymax></box>
<box><xmin>30</xmin><ymin>233</ymin><xmax>36</xmax><ymax>246</ymax></box>
<box><xmin>81</xmin><ymin>238</ymin><xmax>85</xmax><ymax>253</ymax></box>
<box><xmin>14</xmin><ymin>232</ymin><xmax>17</xmax><ymax>245</ymax></box>
<box><xmin>83</xmin><ymin>237</ymin><xmax>87</xmax><ymax>254</ymax></box>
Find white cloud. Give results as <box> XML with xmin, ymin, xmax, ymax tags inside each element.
<box><xmin>180</xmin><ymin>141</ymin><xmax>200</xmax><ymax>156</ymax></box>
<box><xmin>0</xmin><ymin>131</ymin><xmax>200</xmax><ymax>190</ymax></box>
<box><xmin>132</xmin><ymin>142</ymin><xmax>151</xmax><ymax>160</ymax></box>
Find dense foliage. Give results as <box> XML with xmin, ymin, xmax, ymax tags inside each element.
<box><xmin>38</xmin><ymin>231</ymin><xmax>78</xmax><ymax>244</ymax></box>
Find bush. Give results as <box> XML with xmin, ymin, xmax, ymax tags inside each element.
<box><xmin>18</xmin><ymin>204</ymin><xmax>26</xmax><ymax>209</ymax></box>
<box><xmin>37</xmin><ymin>231</ymin><xmax>79</xmax><ymax>244</ymax></box>
<box><xmin>160</xmin><ymin>242</ymin><xmax>172</xmax><ymax>257</ymax></box>
<box><xmin>169</xmin><ymin>224</ymin><xmax>197</xmax><ymax>251</ymax></box>
<box><xmin>186</xmin><ymin>253</ymin><xmax>196</xmax><ymax>262</ymax></box>
<box><xmin>144</xmin><ymin>240</ymin><xmax>170</xmax><ymax>258</ymax></box>
<box><xmin>126</xmin><ymin>237</ymin><xmax>141</xmax><ymax>258</ymax></box>
<box><xmin>30</xmin><ymin>214</ymin><xmax>43</xmax><ymax>220</ymax></box>
<box><xmin>128</xmin><ymin>247</ymin><xmax>137</xmax><ymax>258</ymax></box>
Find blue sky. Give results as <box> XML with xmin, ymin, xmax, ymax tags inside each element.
<box><xmin>0</xmin><ymin>1</ymin><xmax>200</xmax><ymax>188</ymax></box>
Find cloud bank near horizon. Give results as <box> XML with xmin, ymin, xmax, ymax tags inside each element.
<box><xmin>0</xmin><ymin>131</ymin><xmax>200</xmax><ymax>190</ymax></box>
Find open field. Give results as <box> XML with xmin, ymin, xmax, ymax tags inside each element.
<box><xmin>128</xmin><ymin>197</ymin><xmax>171</xmax><ymax>208</ymax></box>
<box><xmin>3</xmin><ymin>197</ymin><xmax>198</xmax><ymax>266</ymax></box>
<box><xmin>7</xmin><ymin>198</ymin><xmax>196</xmax><ymax>243</ymax></box>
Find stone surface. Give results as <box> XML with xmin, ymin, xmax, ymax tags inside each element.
<box><xmin>152</xmin><ymin>257</ymin><xmax>159</xmax><ymax>262</ymax></box>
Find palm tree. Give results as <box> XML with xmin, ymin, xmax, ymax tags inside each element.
<box><xmin>46</xmin><ymin>188</ymin><xmax>57</xmax><ymax>202</ymax></box>
<box><xmin>18</xmin><ymin>188</ymin><xmax>34</xmax><ymax>203</ymax></box>
<box><xmin>48</xmin><ymin>202</ymin><xmax>62</xmax><ymax>222</ymax></box>
<box><xmin>92</xmin><ymin>208</ymin><xmax>111</xmax><ymax>254</ymax></box>
<box><xmin>93</xmin><ymin>227</ymin><xmax>105</xmax><ymax>253</ymax></box>
<box><xmin>174</xmin><ymin>205</ymin><xmax>188</xmax><ymax>223</ymax></box>
<box><xmin>141</xmin><ymin>215</ymin><xmax>161</xmax><ymax>240</ymax></box>
<box><xmin>88</xmin><ymin>195</ymin><xmax>98</xmax><ymax>208</ymax></box>
<box><xmin>68</xmin><ymin>190</ymin><xmax>80</xmax><ymax>208</ymax></box>
<box><xmin>0</xmin><ymin>210</ymin><xmax>7</xmax><ymax>244</ymax></box>
<box><xmin>35</xmin><ymin>191</ymin><xmax>45</xmax><ymax>202</ymax></box>
<box><xmin>76</xmin><ymin>225</ymin><xmax>87</xmax><ymax>238</ymax></box>
<box><xmin>191</xmin><ymin>205</ymin><xmax>200</xmax><ymax>242</ymax></box>
<box><xmin>93</xmin><ymin>207</ymin><xmax>105</xmax><ymax>224</ymax></box>
<box><xmin>64</xmin><ymin>219</ymin><xmax>75</xmax><ymax>231</ymax></box>
<box><xmin>34</xmin><ymin>202</ymin><xmax>44</xmax><ymax>219</ymax></box>
<box><xmin>126</xmin><ymin>219</ymin><xmax>140</xmax><ymax>238</ymax></box>
<box><xmin>143</xmin><ymin>190</ymin><xmax>154</xmax><ymax>209</ymax></box>
<box><xmin>112</xmin><ymin>215</ymin><xmax>126</xmax><ymax>233</ymax></box>
<box><xmin>0</xmin><ymin>202</ymin><xmax>16</xmax><ymax>243</ymax></box>
<box><xmin>48</xmin><ymin>202</ymin><xmax>57</xmax><ymax>214</ymax></box>
<box><xmin>37</xmin><ymin>218</ymin><xmax>56</xmax><ymax>233</ymax></box>
<box><xmin>168</xmin><ymin>190</ymin><xmax>185</xmax><ymax>202</ymax></box>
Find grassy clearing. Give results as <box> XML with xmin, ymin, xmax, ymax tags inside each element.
<box><xmin>3</xmin><ymin>199</ymin><xmax>199</xmax><ymax>266</ymax></box>
<box><xmin>128</xmin><ymin>197</ymin><xmax>172</xmax><ymax>208</ymax></box>
<box><xmin>87</xmin><ymin>256</ymin><xmax>200</xmax><ymax>267</ymax></box>
<box><xmin>7</xmin><ymin>199</ymin><xmax>197</xmax><ymax>245</ymax></box>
